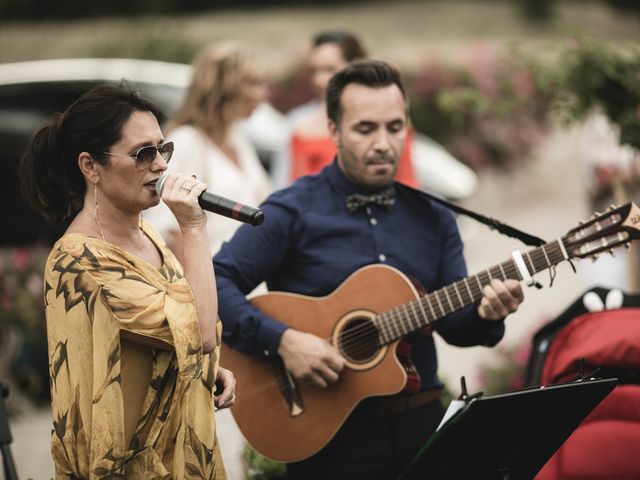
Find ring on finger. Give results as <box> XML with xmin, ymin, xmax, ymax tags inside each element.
<box><xmin>181</xmin><ymin>184</ymin><xmax>193</xmax><ymax>192</ymax></box>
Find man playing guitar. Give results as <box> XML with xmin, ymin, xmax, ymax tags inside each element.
<box><xmin>214</xmin><ymin>60</ymin><xmax>524</xmax><ymax>479</ymax></box>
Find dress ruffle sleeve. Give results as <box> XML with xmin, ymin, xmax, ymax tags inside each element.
<box><xmin>44</xmin><ymin>224</ymin><xmax>225</xmax><ymax>479</ymax></box>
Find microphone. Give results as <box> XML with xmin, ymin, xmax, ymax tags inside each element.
<box><xmin>156</xmin><ymin>176</ymin><xmax>264</xmax><ymax>226</ymax></box>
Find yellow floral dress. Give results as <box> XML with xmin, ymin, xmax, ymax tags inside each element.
<box><xmin>44</xmin><ymin>222</ymin><xmax>226</xmax><ymax>479</ymax></box>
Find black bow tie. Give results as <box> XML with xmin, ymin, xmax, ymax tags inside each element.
<box><xmin>346</xmin><ymin>188</ymin><xmax>396</xmax><ymax>213</ymax></box>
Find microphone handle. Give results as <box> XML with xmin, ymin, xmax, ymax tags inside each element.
<box><xmin>199</xmin><ymin>191</ymin><xmax>264</xmax><ymax>226</ymax></box>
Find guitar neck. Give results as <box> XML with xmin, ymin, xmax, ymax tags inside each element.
<box><xmin>375</xmin><ymin>238</ymin><xmax>568</xmax><ymax>344</ymax></box>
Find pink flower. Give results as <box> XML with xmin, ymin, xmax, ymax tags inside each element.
<box><xmin>509</xmin><ymin>375</ymin><xmax>524</xmax><ymax>390</ymax></box>
<box><xmin>513</xmin><ymin>345</ymin><xmax>532</xmax><ymax>365</ymax></box>
<box><xmin>14</xmin><ymin>248</ymin><xmax>29</xmax><ymax>271</ymax></box>
<box><xmin>0</xmin><ymin>294</ymin><xmax>13</xmax><ymax>310</ymax></box>
<box><xmin>513</xmin><ymin>69</ymin><xmax>536</xmax><ymax>99</ymax></box>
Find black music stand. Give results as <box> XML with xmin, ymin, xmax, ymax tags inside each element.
<box><xmin>399</xmin><ymin>378</ymin><xmax>617</xmax><ymax>480</ymax></box>
<box><xmin>0</xmin><ymin>382</ymin><xmax>19</xmax><ymax>480</ymax></box>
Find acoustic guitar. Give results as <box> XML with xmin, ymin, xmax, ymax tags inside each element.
<box><xmin>221</xmin><ymin>202</ymin><xmax>640</xmax><ymax>462</ymax></box>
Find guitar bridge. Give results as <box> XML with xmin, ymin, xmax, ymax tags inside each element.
<box><xmin>271</xmin><ymin>358</ymin><xmax>305</xmax><ymax>417</ymax></box>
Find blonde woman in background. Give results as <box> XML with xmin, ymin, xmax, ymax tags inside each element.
<box><xmin>147</xmin><ymin>42</ymin><xmax>272</xmax><ymax>258</ymax></box>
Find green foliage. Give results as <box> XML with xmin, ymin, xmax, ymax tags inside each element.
<box><xmin>243</xmin><ymin>445</ymin><xmax>286</xmax><ymax>480</ymax></box>
<box><xmin>89</xmin><ymin>24</ymin><xmax>199</xmax><ymax>63</ymax></box>
<box><xmin>0</xmin><ymin>245</ymin><xmax>51</xmax><ymax>414</ymax></box>
<box><xmin>0</xmin><ymin>0</ymin><xmax>372</xmax><ymax>21</ymax></box>
<box><xmin>272</xmin><ymin>47</ymin><xmax>556</xmax><ymax>172</ymax></box>
<box><xmin>476</xmin><ymin>342</ymin><xmax>532</xmax><ymax>395</ymax></box>
<box><xmin>554</xmin><ymin>39</ymin><xmax>640</xmax><ymax>149</ymax></box>
<box><xmin>0</xmin><ymin>246</ymin><xmax>48</xmax><ymax>339</ymax></box>
<box><xmin>606</xmin><ymin>0</ymin><xmax>640</xmax><ymax>14</ymax></box>
<box><xmin>518</xmin><ymin>0</ymin><xmax>555</xmax><ymax>23</ymax></box>
<box><xmin>407</xmin><ymin>49</ymin><xmax>554</xmax><ymax>170</ymax></box>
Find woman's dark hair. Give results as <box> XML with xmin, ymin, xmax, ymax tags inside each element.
<box><xmin>326</xmin><ymin>60</ymin><xmax>407</xmax><ymax>126</ymax></box>
<box><xmin>18</xmin><ymin>82</ymin><xmax>161</xmax><ymax>224</ymax></box>
<box><xmin>312</xmin><ymin>30</ymin><xmax>367</xmax><ymax>62</ymax></box>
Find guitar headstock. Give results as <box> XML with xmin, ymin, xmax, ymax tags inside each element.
<box><xmin>563</xmin><ymin>202</ymin><xmax>640</xmax><ymax>260</ymax></box>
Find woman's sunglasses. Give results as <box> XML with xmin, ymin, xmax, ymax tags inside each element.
<box><xmin>102</xmin><ymin>142</ymin><xmax>174</xmax><ymax>169</ymax></box>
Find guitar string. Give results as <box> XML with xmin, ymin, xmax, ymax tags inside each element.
<box><xmin>332</xmin><ymin>263</ymin><xmax>523</xmax><ymax>356</ymax></box>
<box><xmin>331</xmin><ymin>247</ymin><xmax>562</xmax><ymax>356</ymax></box>
<box><xmin>332</xmin><ymin>266</ymin><xmax>513</xmax><ymax>352</ymax></box>
<box><xmin>331</xmin><ymin>238</ymin><xmax>599</xmax><ymax>358</ymax></box>
<box><xmin>325</xmin><ymin>221</ymin><xmax>611</xmax><ymax>354</ymax></box>
<box><xmin>339</xmin><ymin>242</ymin><xmax>564</xmax><ymax>355</ymax></box>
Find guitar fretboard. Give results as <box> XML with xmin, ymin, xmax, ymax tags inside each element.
<box><xmin>374</xmin><ymin>238</ymin><xmax>567</xmax><ymax>344</ymax></box>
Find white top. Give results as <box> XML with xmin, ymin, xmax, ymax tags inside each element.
<box><xmin>145</xmin><ymin>124</ymin><xmax>272</xmax><ymax>256</ymax></box>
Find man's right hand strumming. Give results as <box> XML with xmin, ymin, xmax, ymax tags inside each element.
<box><xmin>277</xmin><ymin>329</ymin><xmax>345</xmax><ymax>388</ymax></box>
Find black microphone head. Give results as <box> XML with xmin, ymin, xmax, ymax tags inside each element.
<box><xmin>253</xmin><ymin>210</ymin><xmax>265</xmax><ymax>226</ymax></box>
<box><xmin>155</xmin><ymin>176</ymin><xmax>167</xmax><ymax>196</ymax></box>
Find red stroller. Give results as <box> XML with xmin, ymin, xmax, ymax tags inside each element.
<box><xmin>524</xmin><ymin>287</ymin><xmax>640</xmax><ymax>479</ymax></box>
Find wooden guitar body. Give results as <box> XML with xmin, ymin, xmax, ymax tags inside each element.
<box><xmin>221</xmin><ymin>265</ymin><xmax>422</xmax><ymax>462</ymax></box>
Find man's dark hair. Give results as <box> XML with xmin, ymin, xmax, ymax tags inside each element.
<box><xmin>326</xmin><ymin>60</ymin><xmax>407</xmax><ymax>126</ymax></box>
<box><xmin>312</xmin><ymin>30</ymin><xmax>367</xmax><ymax>62</ymax></box>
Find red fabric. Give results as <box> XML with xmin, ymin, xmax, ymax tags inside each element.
<box><xmin>540</xmin><ymin>309</ymin><xmax>640</xmax><ymax>385</ymax></box>
<box><xmin>289</xmin><ymin>127</ymin><xmax>418</xmax><ymax>188</ymax></box>
<box><xmin>535</xmin><ymin>309</ymin><xmax>640</xmax><ymax>479</ymax></box>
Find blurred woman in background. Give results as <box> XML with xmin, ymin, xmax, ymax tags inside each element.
<box><xmin>147</xmin><ymin>42</ymin><xmax>272</xmax><ymax>257</ymax></box>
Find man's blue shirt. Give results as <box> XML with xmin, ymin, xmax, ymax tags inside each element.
<box><xmin>214</xmin><ymin>160</ymin><xmax>504</xmax><ymax>391</ymax></box>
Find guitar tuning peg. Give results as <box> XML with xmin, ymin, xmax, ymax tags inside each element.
<box><xmin>591</xmin><ymin>253</ymin><xmax>600</xmax><ymax>262</ymax></box>
<box><xmin>593</xmin><ymin>211</ymin><xmax>602</xmax><ymax>218</ymax></box>
<box><xmin>609</xmin><ymin>249</ymin><xmax>616</xmax><ymax>257</ymax></box>
<box><xmin>609</xmin><ymin>204</ymin><xmax>617</xmax><ymax>211</ymax></box>
<box><xmin>625</xmin><ymin>242</ymin><xmax>632</xmax><ymax>250</ymax></box>
<box><xmin>578</xmin><ymin>220</ymin><xmax>585</xmax><ymax>225</ymax></box>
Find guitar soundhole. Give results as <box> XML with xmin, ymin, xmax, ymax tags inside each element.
<box><xmin>338</xmin><ymin>318</ymin><xmax>380</xmax><ymax>363</ymax></box>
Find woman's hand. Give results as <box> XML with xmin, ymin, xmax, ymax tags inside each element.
<box><xmin>214</xmin><ymin>367</ymin><xmax>236</xmax><ymax>409</ymax></box>
<box><xmin>159</xmin><ymin>173</ymin><xmax>217</xmax><ymax>352</ymax></box>
<box><xmin>157</xmin><ymin>173</ymin><xmax>208</xmax><ymax>231</ymax></box>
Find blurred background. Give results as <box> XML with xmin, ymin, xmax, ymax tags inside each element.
<box><xmin>1</xmin><ymin>0</ymin><xmax>639</xmax><ymax>478</ymax></box>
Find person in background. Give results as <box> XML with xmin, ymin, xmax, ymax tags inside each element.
<box><xmin>271</xmin><ymin>30</ymin><xmax>418</xmax><ymax>188</ymax></box>
<box><xmin>147</xmin><ymin>42</ymin><xmax>272</xmax><ymax>258</ymax></box>
<box><xmin>215</xmin><ymin>60</ymin><xmax>523</xmax><ymax>479</ymax></box>
<box><xmin>19</xmin><ymin>83</ymin><xmax>233</xmax><ymax>479</ymax></box>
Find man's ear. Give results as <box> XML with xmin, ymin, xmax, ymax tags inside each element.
<box><xmin>78</xmin><ymin>152</ymin><xmax>99</xmax><ymax>183</ymax></box>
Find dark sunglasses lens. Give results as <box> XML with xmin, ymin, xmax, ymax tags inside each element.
<box><xmin>136</xmin><ymin>145</ymin><xmax>158</xmax><ymax>164</ymax></box>
<box><xmin>159</xmin><ymin>142</ymin><xmax>174</xmax><ymax>162</ymax></box>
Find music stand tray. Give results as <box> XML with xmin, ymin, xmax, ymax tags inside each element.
<box><xmin>400</xmin><ymin>378</ymin><xmax>617</xmax><ymax>480</ymax></box>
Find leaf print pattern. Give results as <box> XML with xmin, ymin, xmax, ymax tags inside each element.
<box><xmin>93</xmin><ymin>334</ymin><xmax>121</xmax><ymax>405</ymax></box>
<box><xmin>185</xmin><ymin>425</ymin><xmax>214</xmax><ymax>479</ymax></box>
<box><xmin>44</xmin><ymin>224</ymin><xmax>226</xmax><ymax>479</ymax></box>
<box><xmin>52</xmin><ymin>253</ymin><xmax>95</xmax><ymax>314</ymax></box>
<box><xmin>69</xmin><ymin>386</ymin><xmax>89</xmax><ymax>475</ymax></box>
<box><xmin>50</xmin><ymin>339</ymin><xmax>69</xmax><ymax>393</ymax></box>
<box><xmin>52</xmin><ymin>410</ymin><xmax>71</xmax><ymax>464</ymax></box>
